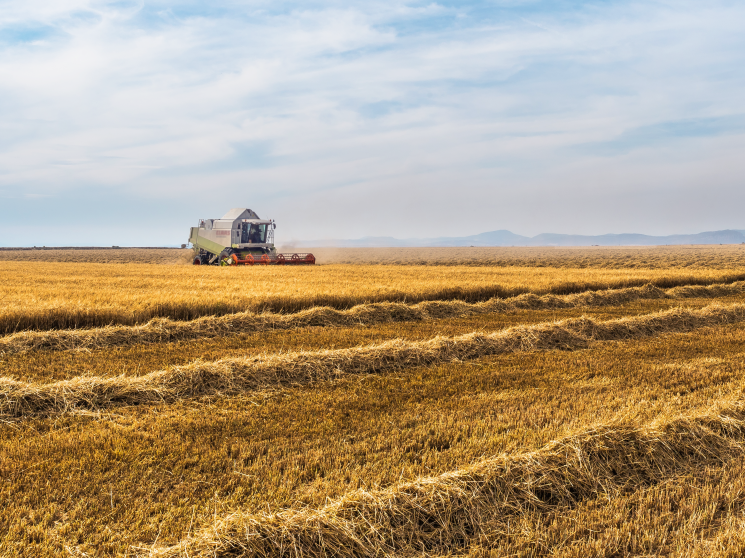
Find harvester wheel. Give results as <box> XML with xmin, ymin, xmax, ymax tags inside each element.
<box><xmin>219</xmin><ymin>249</ymin><xmax>236</xmax><ymax>266</ymax></box>
<box><xmin>192</xmin><ymin>257</ymin><xmax>201</xmax><ymax>265</ymax></box>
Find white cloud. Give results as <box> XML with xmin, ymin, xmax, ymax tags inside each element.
<box><xmin>1</xmin><ymin>0</ymin><xmax>744</xmax><ymax>245</ymax></box>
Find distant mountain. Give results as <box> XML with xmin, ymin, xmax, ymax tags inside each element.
<box><xmin>289</xmin><ymin>229</ymin><xmax>745</xmax><ymax>248</ymax></box>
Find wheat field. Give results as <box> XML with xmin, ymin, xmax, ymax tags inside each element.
<box><xmin>2</xmin><ymin>259</ymin><xmax>744</xmax><ymax>334</ymax></box>
<box><xmin>3</xmin><ymin>244</ymin><xmax>745</xmax><ymax>268</ymax></box>
<box><xmin>285</xmin><ymin>244</ymin><xmax>745</xmax><ymax>268</ymax></box>
<box><xmin>3</xmin><ymin>246</ymin><xmax>745</xmax><ymax>557</ymax></box>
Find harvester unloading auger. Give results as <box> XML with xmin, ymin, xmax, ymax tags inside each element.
<box><xmin>189</xmin><ymin>208</ymin><xmax>315</xmax><ymax>266</ymax></box>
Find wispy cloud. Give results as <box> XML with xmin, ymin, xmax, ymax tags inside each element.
<box><xmin>1</xmin><ymin>0</ymin><xmax>744</xmax><ymax>245</ymax></box>
<box><xmin>581</xmin><ymin>115</ymin><xmax>745</xmax><ymax>155</ymax></box>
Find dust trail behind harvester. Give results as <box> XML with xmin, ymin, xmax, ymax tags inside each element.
<box><xmin>2</xmin><ymin>303</ymin><xmax>745</xmax><ymax>418</ymax></box>
<box><xmin>2</xmin><ymin>280</ymin><xmax>745</xmax><ymax>356</ymax></box>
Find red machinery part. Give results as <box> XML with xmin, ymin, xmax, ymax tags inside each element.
<box><xmin>230</xmin><ymin>253</ymin><xmax>315</xmax><ymax>265</ymax></box>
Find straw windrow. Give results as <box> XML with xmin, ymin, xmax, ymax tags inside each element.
<box><xmin>2</xmin><ymin>280</ymin><xmax>745</xmax><ymax>356</ymax></box>
<box><xmin>2</xmin><ymin>303</ymin><xmax>745</xmax><ymax>418</ymax></box>
<box><xmin>147</xmin><ymin>401</ymin><xmax>745</xmax><ymax>558</ymax></box>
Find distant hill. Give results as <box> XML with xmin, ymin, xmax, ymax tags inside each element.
<box><xmin>292</xmin><ymin>229</ymin><xmax>745</xmax><ymax>248</ymax></box>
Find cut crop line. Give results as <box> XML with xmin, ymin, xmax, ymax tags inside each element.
<box><xmin>146</xmin><ymin>400</ymin><xmax>745</xmax><ymax>558</ymax></box>
<box><xmin>3</xmin><ymin>281</ymin><xmax>745</xmax><ymax>356</ymax></box>
<box><xmin>2</xmin><ymin>303</ymin><xmax>745</xmax><ymax>418</ymax></box>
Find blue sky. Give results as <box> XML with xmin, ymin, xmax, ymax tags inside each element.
<box><xmin>1</xmin><ymin>0</ymin><xmax>744</xmax><ymax>246</ymax></box>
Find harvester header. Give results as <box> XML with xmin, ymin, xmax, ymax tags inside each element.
<box><xmin>189</xmin><ymin>208</ymin><xmax>315</xmax><ymax>265</ymax></box>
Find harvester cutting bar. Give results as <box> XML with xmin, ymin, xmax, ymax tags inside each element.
<box><xmin>230</xmin><ymin>253</ymin><xmax>316</xmax><ymax>265</ymax></box>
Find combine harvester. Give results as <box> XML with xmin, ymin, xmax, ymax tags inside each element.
<box><xmin>189</xmin><ymin>208</ymin><xmax>315</xmax><ymax>266</ymax></box>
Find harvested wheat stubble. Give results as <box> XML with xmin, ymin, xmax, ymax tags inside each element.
<box><xmin>4</xmin><ymin>267</ymin><xmax>745</xmax><ymax>335</ymax></box>
<box><xmin>3</xmin><ymin>280</ymin><xmax>745</xmax><ymax>356</ymax></box>
<box><xmin>3</xmin><ymin>303</ymin><xmax>745</xmax><ymax>418</ymax></box>
<box><xmin>302</xmin><ymin>245</ymin><xmax>745</xmax><ymax>268</ymax></box>
<box><xmin>146</xmin><ymin>401</ymin><xmax>745</xmax><ymax>558</ymax></box>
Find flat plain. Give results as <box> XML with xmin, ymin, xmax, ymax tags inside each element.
<box><xmin>3</xmin><ymin>246</ymin><xmax>745</xmax><ymax>557</ymax></box>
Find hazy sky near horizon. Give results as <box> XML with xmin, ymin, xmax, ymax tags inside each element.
<box><xmin>1</xmin><ymin>0</ymin><xmax>744</xmax><ymax>246</ymax></box>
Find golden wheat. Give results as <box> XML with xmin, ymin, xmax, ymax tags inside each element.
<box><xmin>3</xmin><ymin>260</ymin><xmax>745</xmax><ymax>334</ymax></box>
<box><xmin>4</xmin><ymin>249</ymin><xmax>745</xmax><ymax>557</ymax></box>
<box><xmin>3</xmin><ymin>280</ymin><xmax>745</xmax><ymax>356</ymax></box>
<box><xmin>3</xmin><ymin>303</ymin><xmax>744</xmax><ymax>417</ymax></box>
<box><xmin>461</xmin><ymin>462</ymin><xmax>745</xmax><ymax>557</ymax></box>
<box><xmin>4</xmin><ymin>311</ymin><xmax>745</xmax><ymax>557</ymax></box>
<box><xmin>148</xmin><ymin>401</ymin><xmax>745</xmax><ymax>558</ymax></box>
<box><xmin>0</xmin><ymin>248</ymin><xmax>191</xmax><ymax>265</ymax></box>
<box><xmin>4</xmin><ymin>245</ymin><xmax>745</xmax><ymax>269</ymax></box>
<box><xmin>299</xmin><ymin>244</ymin><xmax>745</xmax><ymax>268</ymax></box>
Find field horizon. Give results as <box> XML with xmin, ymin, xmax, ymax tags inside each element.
<box><xmin>3</xmin><ymin>224</ymin><xmax>745</xmax><ymax>250</ymax></box>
